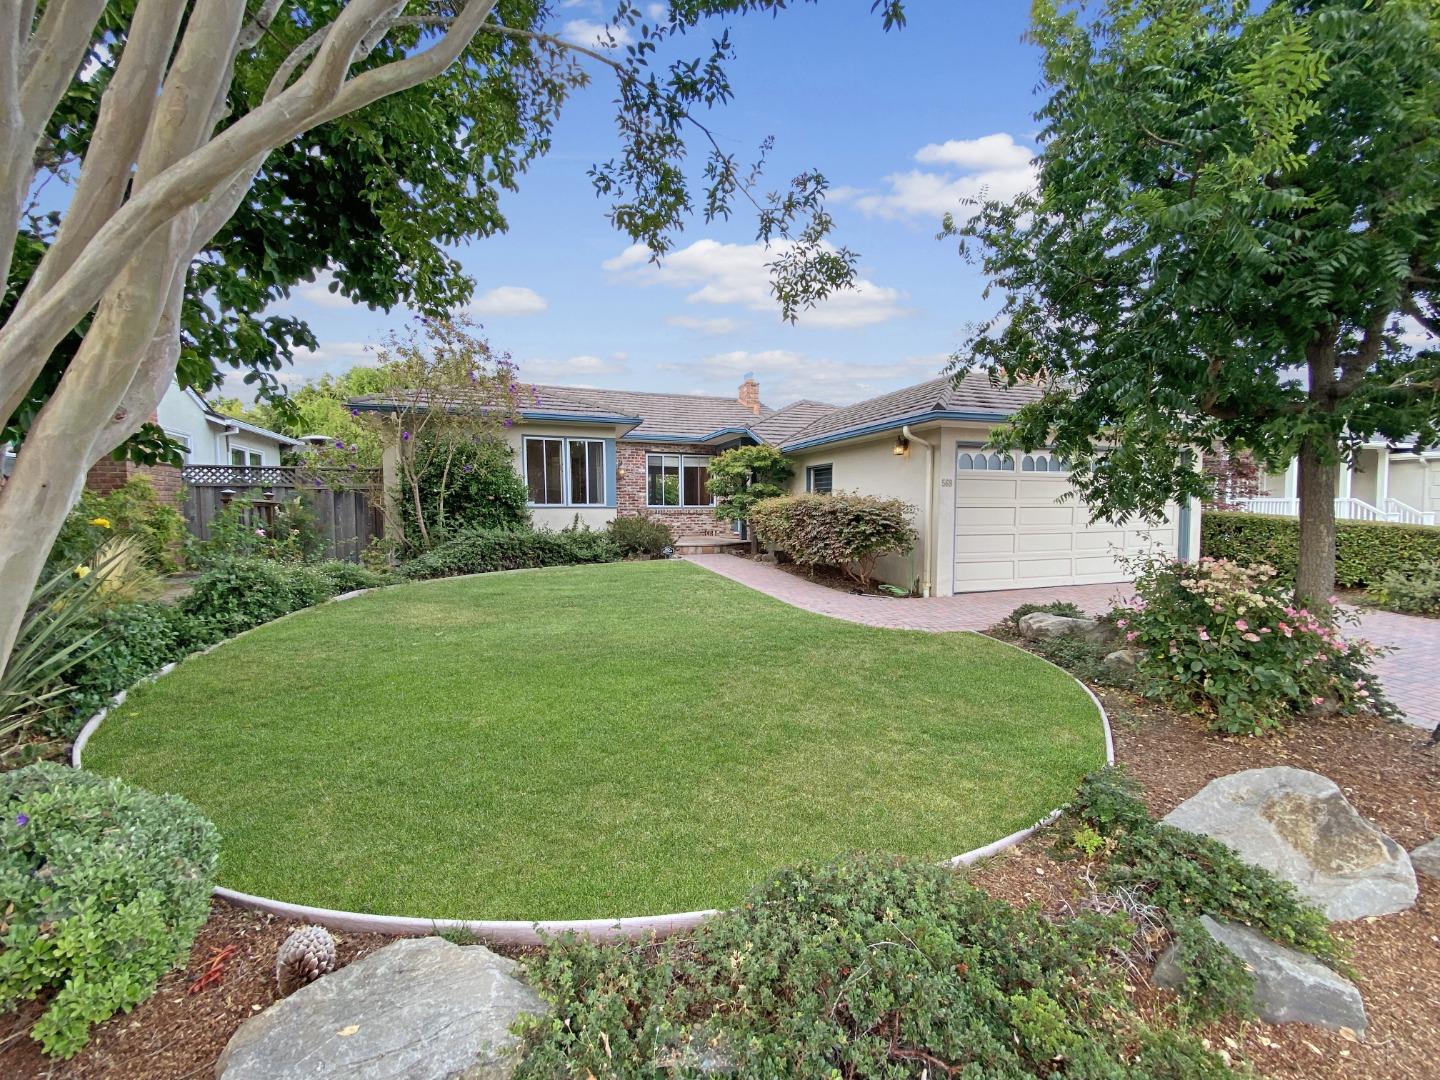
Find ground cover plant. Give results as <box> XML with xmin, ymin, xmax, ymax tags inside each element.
<box><xmin>396</xmin><ymin>524</ymin><xmax>621</xmax><ymax>580</ymax></box>
<box><xmin>515</xmin><ymin>851</ymin><xmax>1234</xmax><ymax>1078</ymax></box>
<box><xmin>84</xmin><ymin>561</ymin><xmax>1106</xmax><ymax>920</ymax></box>
<box><xmin>0</xmin><ymin>764</ymin><xmax>219</xmax><ymax>1059</ymax></box>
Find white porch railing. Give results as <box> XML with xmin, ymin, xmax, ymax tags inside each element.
<box><xmin>1238</xmin><ymin>496</ymin><xmax>1437</xmax><ymax>526</ymax></box>
<box><xmin>1383</xmin><ymin>498</ymin><xmax>1438</xmax><ymax>526</ymax></box>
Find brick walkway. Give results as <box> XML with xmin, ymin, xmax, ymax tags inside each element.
<box><xmin>684</xmin><ymin>554</ymin><xmax>1437</xmax><ymax>730</ymax></box>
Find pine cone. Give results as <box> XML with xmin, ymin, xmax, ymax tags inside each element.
<box><xmin>275</xmin><ymin>925</ymin><xmax>337</xmax><ymax>997</ymax></box>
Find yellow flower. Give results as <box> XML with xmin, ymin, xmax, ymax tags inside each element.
<box><xmin>74</xmin><ymin>565</ymin><xmax>91</xmax><ymax>578</ymax></box>
<box><xmin>89</xmin><ymin>517</ymin><xmax>111</xmax><ymax>528</ymax></box>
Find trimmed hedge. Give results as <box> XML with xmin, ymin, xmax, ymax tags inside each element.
<box><xmin>396</xmin><ymin>526</ymin><xmax>622</xmax><ymax>580</ymax></box>
<box><xmin>1201</xmin><ymin>510</ymin><xmax>1440</xmax><ymax>587</ymax></box>
<box><xmin>749</xmin><ymin>493</ymin><xmax>915</xmax><ymax>585</ymax></box>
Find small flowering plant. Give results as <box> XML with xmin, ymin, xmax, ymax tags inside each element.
<box><xmin>1119</xmin><ymin>554</ymin><xmax>1396</xmax><ymax>735</ymax></box>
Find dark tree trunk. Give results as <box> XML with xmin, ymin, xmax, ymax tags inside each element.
<box><xmin>1295</xmin><ymin>435</ymin><xmax>1337</xmax><ymax>607</ymax></box>
<box><xmin>1296</xmin><ymin>339</ymin><xmax>1339</xmax><ymax>608</ymax></box>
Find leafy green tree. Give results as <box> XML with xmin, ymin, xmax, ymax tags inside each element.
<box><xmin>707</xmin><ymin>444</ymin><xmax>792</xmax><ymax>550</ymax></box>
<box><xmin>953</xmin><ymin>0</ymin><xmax>1440</xmax><ymax>604</ymax></box>
<box><xmin>0</xmin><ymin>1</ymin><xmax>908</xmax><ymax>679</ymax></box>
<box><xmin>215</xmin><ymin>367</ymin><xmax>389</xmax><ymax>466</ymax></box>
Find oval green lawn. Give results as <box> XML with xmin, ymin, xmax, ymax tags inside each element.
<box><xmin>86</xmin><ymin>560</ymin><xmax>1105</xmax><ymax>921</ymax></box>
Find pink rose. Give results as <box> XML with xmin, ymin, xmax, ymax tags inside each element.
<box><xmin>1197</xmin><ymin>627</ymin><xmax>1210</xmax><ymax>641</ymax></box>
<box><xmin>1242</xmin><ymin>632</ymin><xmax>1261</xmax><ymax>642</ymax></box>
<box><xmin>1234</xmin><ymin>619</ymin><xmax>1249</xmax><ymax>631</ymax></box>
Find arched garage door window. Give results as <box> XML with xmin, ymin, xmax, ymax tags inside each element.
<box><xmin>956</xmin><ymin>450</ymin><xmax>1015</xmax><ymax>471</ymax></box>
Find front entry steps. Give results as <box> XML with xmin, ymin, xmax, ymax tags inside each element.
<box><xmin>673</xmin><ymin>535</ymin><xmax>749</xmax><ymax>556</ymax></box>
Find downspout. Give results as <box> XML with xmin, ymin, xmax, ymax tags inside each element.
<box><xmin>901</xmin><ymin>425</ymin><xmax>935</xmax><ymax>597</ymax></box>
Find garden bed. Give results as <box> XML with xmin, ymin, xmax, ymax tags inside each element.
<box><xmin>729</xmin><ymin>550</ymin><xmax>916</xmax><ymax>597</ymax></box>
<box><xmin>13</xmin><ymin>670</ymin><xmax>1435</xmax><ymax>1078</ymax></box>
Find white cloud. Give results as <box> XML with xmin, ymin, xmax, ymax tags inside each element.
<box><xmin>646</xmin><ymin>3</ymin><xmax>669</xmax><ymax>19</ymax></box>
<box><xmin>914</xmin><ymin>133</ymin><xmax>1033</xmax><ymax>172</ymax></box>
<box><xmin>563</xmin><ymin>19</ymin><xmax>633</xmax><ymax>49</ymax></box>
<box><xmin>604</xmin><ymin>239</ymin><xmax>912</xmax><ymax>329</ymax></box>
<box><xmin>290</xmin><ymin>268</ymin><xmax>358</xmax><ymax>309</ymax></box>
<box><xmin>666</xmin><ymin>314</ymin><xmax>745</xmax><ymax>335</ymax></box>
<box><xmin>467</xmin><ymin>285</ymin><xmax>548</xmax><ymax>317</ymax></box>
<box><xmin>658</xmin><ymin>350</ymin><xmax>948</xmax><ymax>406</ymax></box>
<box><xmin>518</xmin><ymin>353</ymin><xmax>631</xmax><ymax>384</ymax></box>
<box><xmin>837</xmin><ymin>132</ymin><xmax>1037</xmax><ymax>221</ymax></box>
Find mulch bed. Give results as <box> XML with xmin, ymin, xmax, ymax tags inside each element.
<box><xmin>5</xmin><ymin>672</ymin><xmax>1436</xmax><ymax>1078</ymax></box>
<box><xmin>730</xmin><ymin>551</ymin><xmax>916</xmax><ymax>597</ymax></box>
<box><xmin>0</xmin><ymin>906</ymin><xmax>391</xmax><ymax>1080</ymax></box>
<box><xmin>971</xmin><ymin>684</ymin><xmax>1440</xmax><ymax>1080</ymax></box>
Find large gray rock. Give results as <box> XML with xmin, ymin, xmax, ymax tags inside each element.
<box><xmin>1411</xmin><ymin>837</ymin><xmax>1440</xmax><ymax>879</ymax></box>
<box><xmin>216</xmin><ymin>936</ymin><xmax>548</xmax><ymax>1080</ymax></box>
<box><xmin>1017</xmin><ymin>612</ymin><xmax>1099</xmax><ymax>640</ymax></box>
<box><xmin>1154</xmin><ymin>915</ymin><xmax>1366</xmax><ymax>1035</ymax></box>
<box><xmin>1162</xmin><ymin>767</ymin><xmax>1417</xmax><ymax>921</ymax></box>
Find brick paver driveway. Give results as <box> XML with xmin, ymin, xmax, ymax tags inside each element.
<box><xmin>685</xmin><ymin>554</ymin><xmax>1436</xmax><ymax>730</ymax></box>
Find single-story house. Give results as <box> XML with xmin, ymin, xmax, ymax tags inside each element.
<box><xmin>86</xmin><ymin>382</ymin><xmax>302</xmax><ymax>504</ymax></box>
<box><xmin>355</xmin><ymin>372</ymin><xmax>1199</xmax><ymax>595</ymax></box>
<box><xmin>1248</xmin><ymin>440</ymin><xmax>1439</xmax><ymax>526</ymax></box>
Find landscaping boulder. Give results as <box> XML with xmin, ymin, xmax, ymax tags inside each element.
<box><xmin>216</xmin><ymin>937</ymin><xmax>547</xmax><ymax>1080</ymax></box>
<box><xmin>1411</xmin><ymin>837</ymin><xmax>1440</xmax><ymax>880</ymax></box>
<box><xmin>1154</xmin><ymin>915</ymin><xmax>1366</xmax><ymax>1036</ymax></box>
<box><xmin>1017</xmin><ymin>612</ymin><xmax>1099</xmax><ymax>640</ymax></box>
<box><xmin>1162</xmin><ymin>767</ymin><xmax>1417</xmax><ymax>921</ymax></box>
<box><xmin>1102</xmin><ymin>648</ymin><xmax>1142</xmax><ymax>675</ymax></box>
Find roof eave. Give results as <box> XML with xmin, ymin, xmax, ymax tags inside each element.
<box><xmin>780</xmin><ymin>408</ymin><xmax>1012</xmax><ymax>454</ymax></box>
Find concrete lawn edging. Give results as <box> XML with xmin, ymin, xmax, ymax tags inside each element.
<box><xmin>69</xmin><ymin>566</ymin><xmax>1115</xmax><ymax>946</ymax></box>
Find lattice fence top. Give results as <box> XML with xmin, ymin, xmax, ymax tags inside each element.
<box><xmin>181</xmin><ymin>465</ymin><xmax>380</xmax><ymax>488</ymax></box>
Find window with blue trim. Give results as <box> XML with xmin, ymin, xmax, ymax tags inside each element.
<box><xmin>525</xmin><ymin>436</ymin><xmax>606</xmax><ymax>505</ymax></box>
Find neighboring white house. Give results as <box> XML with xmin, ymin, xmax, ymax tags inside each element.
<box><xmin>357</xmin><ymin>372</ymin><xmax>1201</xmax><ymax>597</ymax></box>
<box><xmin>1249</xmin><ymin>440</ymin><xmax>1439</xmax><ymax>526</ymax></box>
<box><xmin>154</xmin><ymin>383</ymin><xmax>300</xmax><ymax>467</ymax></box>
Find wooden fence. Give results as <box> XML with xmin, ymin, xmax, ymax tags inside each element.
<box><xmin>181</xmin><ymin>465</ymin><xmax>384</xmax><ymax>562</ymax></box>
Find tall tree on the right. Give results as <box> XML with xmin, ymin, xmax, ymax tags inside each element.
<box><xmin>954</xmin><ymin>0</ymin><xmax>1440</xmax><ymax>605</ymax></box>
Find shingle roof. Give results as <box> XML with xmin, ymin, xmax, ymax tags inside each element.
<box><xmin>350</xmin><ymin>384</ymin><xmax>771</xmax><ymax>441</ymax></box>
<box><xmin>779</xmin><ymin>371</ymin><xmax>1045</xmax><ymax>449</ymax></box>
<box><xmin>529</xmin><ymin>385</ymin><xmax>771</xmax><ymax>440</ymax></box>
<box><xmin>750</xmin><ymin>400</ymin><xmax>839</xmax><ymax>444</ymax></box>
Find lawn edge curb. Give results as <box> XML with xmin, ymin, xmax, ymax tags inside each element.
<box><xmin>71</xmin><ymin>564</ymin><xmax>1114</xmax><ymax>947</ymax></box>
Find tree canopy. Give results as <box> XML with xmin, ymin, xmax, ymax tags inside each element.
<box><xmin>952</xmin><ymin>0</ymin><xmax>1440</xmax><ymax>600</ymax></box>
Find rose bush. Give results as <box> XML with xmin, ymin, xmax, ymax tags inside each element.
<box><xmin>1119</xmin><ymin>555</ymin><xmax>1395</xmax><ymax>735</ymax></box>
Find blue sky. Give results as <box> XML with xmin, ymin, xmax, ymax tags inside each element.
<box><xmin>265</xmin><ymin>2</ymin><xmax>1044</xmax><ymax>409</ymax></box>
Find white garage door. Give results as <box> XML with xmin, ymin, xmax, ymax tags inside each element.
<box><xmin>952</xmin><ymin>448</ymin><xmax>1180</xmax><ymax>592</ymax></box>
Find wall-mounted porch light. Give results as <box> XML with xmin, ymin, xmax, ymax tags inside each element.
<box><xmin>892</xmin><ymin>434</ymin><xmax>910</xmax><ymax>458</ymax></box>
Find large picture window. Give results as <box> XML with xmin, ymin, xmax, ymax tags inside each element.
<box><xmin>525</xmin><ymin>437</ymin><xmax>607</xmax><ymax>506</ymax></box>
<box><xmin>647</xmin><ymin>453</ymin><xmax>713</xmax><ymax>507</ymax></box>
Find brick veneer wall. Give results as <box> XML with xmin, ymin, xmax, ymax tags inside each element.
<box><xmin>616</xmin><ymin>441</ymin><xmax>729</xmax><ymax>536</ymax></box>
<box><xmin>85</xmin><ymin>459</ymin><xmax>185</xmax><ymax>508</ymax></box>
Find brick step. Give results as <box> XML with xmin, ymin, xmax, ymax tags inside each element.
<box><xmin>673</xmin><ymin>535</ymin><xmax>748</xmax><ymax>555</ymax></box>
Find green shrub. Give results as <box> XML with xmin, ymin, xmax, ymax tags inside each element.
<box><xmin>193</xmin><ymin>495</ymin><xmax>326</xmax><ymax>566</ymax></box>
<box><xmin>517</xmin><ymin>852</ymin><xmax>1232</xmax><ymax>1078</ymax></box>
<box><xmin>1201</xmin><ymin>509</ymin><xmax>1440</xmax><ymax>587</ymax></box>
<box><xmin>397</xmin><ymin>526</ymin><xmax>621</xmax><ymax>580</ymax></box>
<box><xmin>606</xmin><ymin>515</ymin><xmax>674</xmax><ymax>558</ymax></box>
<box><xmin>1365</xmin><ymin>565</ymin><xmax>1440</xmax><ymax>616</ymax></box>
<box><xmin>1121</xmin><ymin>553</ymin><xmax>1395</xmax><ymax>734</ymax></box>
<box><xmin>46</xmin><ymin>477</ymin><xmax>188</xmax><ymax>576</ymax></box>
<box><xmin>749</xmin><ymin>493</ymin><xmax>915</xmax><ymax>585</ymax></box>
<box><xmin>48</xmin><ymin>603</ymin><xmax>195</xmax><ymax>737</ymax></box>
<box><xmin>397</xmin><ymin>436</ymin><xmax>530</xmax><ymax>548</ymax></box>
<box><xmin>179</xmin><ymin>556</ymin><xmax>338</xmax><ymax>637</ymax></box>
<box><xmin>0</xmin><ymin>764</ymin><xmax>219</xmax><ymax>1058</ymax></box>
<box><xmin>311</xmin><ymin>560</ymin><xmax>390</xmax><ymax>594</ymax></box>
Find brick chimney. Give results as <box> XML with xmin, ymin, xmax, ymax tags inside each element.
<box><xmin>738</xmin><ymin>372</ymin><xmax>761</xmax><ymax>415</ymax></box>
